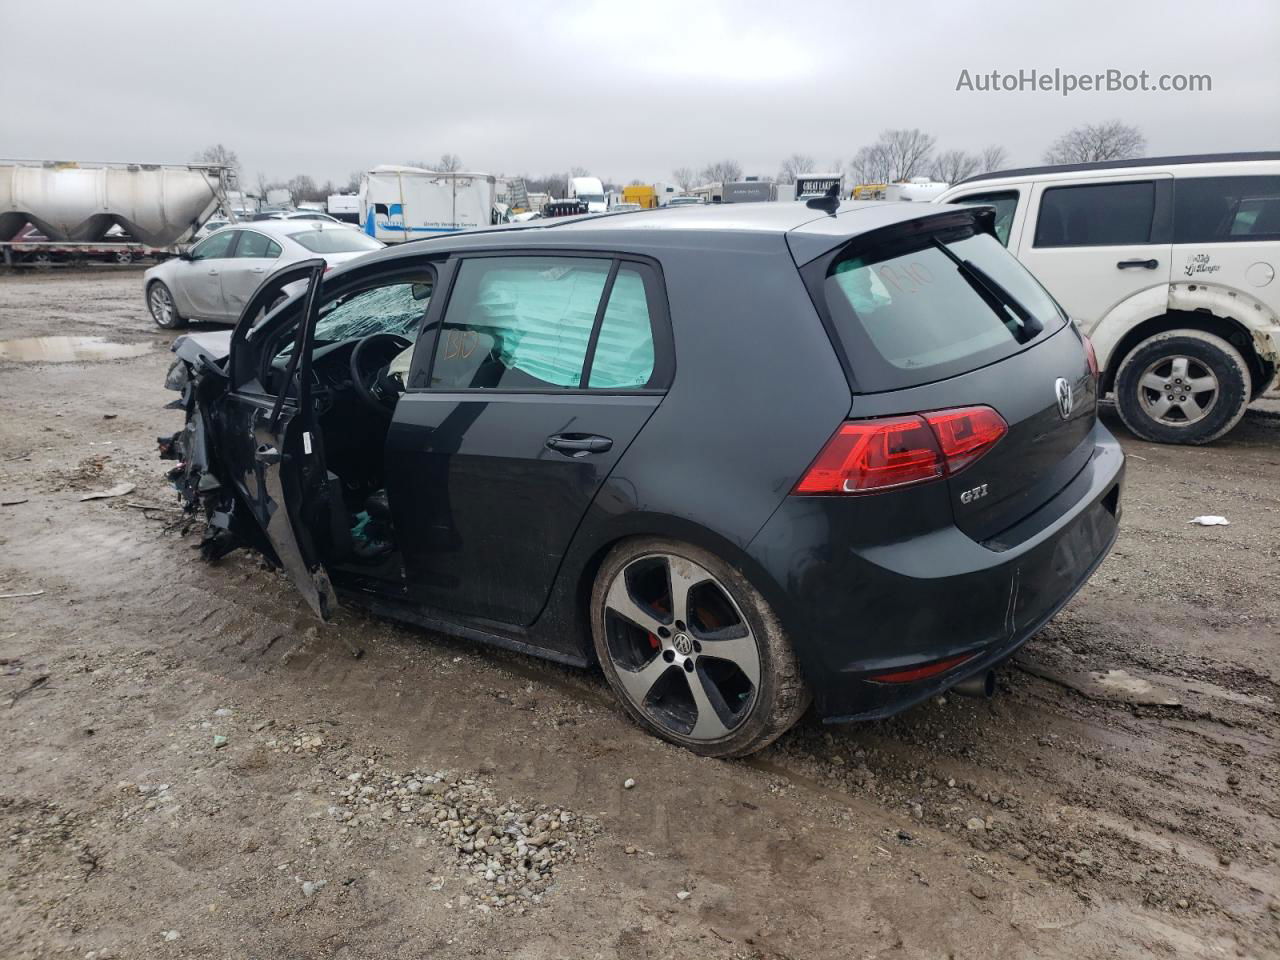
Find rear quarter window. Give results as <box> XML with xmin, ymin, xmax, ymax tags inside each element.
<box><xmin>816</xmin><ymin>224</ymin><xmax>1067</xmax><ymax>392</ymax></box>
<box><xmin>1173</xmin><ymin>175</ymin><xmax>1280</xmax><ymax>243</ymax></box>
<box><xmin>1034</xmin><ymin>181</ymin><xmax>1156</xmax><ymax>247</ymax></box>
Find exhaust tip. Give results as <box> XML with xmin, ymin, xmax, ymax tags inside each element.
<box><xmin>952</xmin><ymin>670</ymin><xmax>996</xmax><ymax>699</ymax></box>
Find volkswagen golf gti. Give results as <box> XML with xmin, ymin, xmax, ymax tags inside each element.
<box><xmin>158</xmin><ymin>199</ymin><xmax>1124</xmax><ymax>757</ymax></box>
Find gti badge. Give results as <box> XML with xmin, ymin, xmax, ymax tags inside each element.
<box><xmin>960</xmin><ymin>483</ymin><xmax>988</xmax><ymax>505</ymax></box>
<box><xmin>1054</xmin><ymin>377</ymin><xmax>1074</xmax><ymax>419</ymax></box>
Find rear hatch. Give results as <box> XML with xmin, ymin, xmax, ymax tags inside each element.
<box><xmin>797</xmin><ymin>210</ymin><xmax>1097</xmax><ymax>542</ymax></box>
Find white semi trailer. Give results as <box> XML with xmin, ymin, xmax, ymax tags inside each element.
<box><xmin>358</xmin><ymin>166</ymin><xmax>497</xmax><ymax>243</ymax></box>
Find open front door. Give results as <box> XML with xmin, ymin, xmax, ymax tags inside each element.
<box><xmin>221</xmin><ymin>258</ymin><xmax>339</xmax><ymax>619</ymax></box>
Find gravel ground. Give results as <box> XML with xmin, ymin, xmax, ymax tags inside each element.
<box><xmin>1</xmin><ymin>269</ymin><xmax>1277</xmax><ymax>960</ymax></box>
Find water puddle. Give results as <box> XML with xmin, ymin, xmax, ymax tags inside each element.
<box><xmin>0</xmin><ymin>336</ymin><xmax>153</xmax><ymax>363</ymax></box>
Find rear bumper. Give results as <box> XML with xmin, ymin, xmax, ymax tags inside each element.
<box><xmin>748</xmin><ymin>423</ymin><xmax>1125</xmax><ymax>721</ymax></box>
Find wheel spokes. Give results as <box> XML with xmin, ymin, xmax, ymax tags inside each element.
<box><xmin>697</xmin><ymin>631</ymin><xmax>761</xmax><ymax>687</ymax></box>
<box><xmin>1169</xmin><ymin>357</ymin><xmax>1190</xmax><ymax>380</ymax></box>
<box><xmin>1147</xmin><ymin>394</ymin><xmax>1174</xmax><ymax>418</ymax></box>
<box><xmin>1177</xmin><ymin>394</ymin><xmax>1205</xmax><ymax>420</ymax></box>
<box><xmin>687</xmin><ymin>669</ymin><xmax>734</xmax><ymax>740</ymax></box>
<box><xmin>665</xmin><ymin>556</ymin><xmax>710</xmax><ymax>626</ymax></box>
<box><xmin>604</xmin><ymin>574</ymin><xmax>667</xmax><ymax>634</ymax></box>
<box><xmin>1139</xmin><ymin>371</ymin><xmax>1166</xmax><ymax>392</ymax></box>
<box><xmin>614</xmin><ymin>654</ymin><xmax>672</xmax><ymax>706</ymax></box>
<box><xmin>1186</xmin><ymin>374</ymin><xmax>1217</xmax><ymax>394</ymax></box>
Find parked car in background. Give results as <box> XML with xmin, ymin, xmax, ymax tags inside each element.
<box><xmin>143</xmin><ymin>221</ymin><xmax>383</xmax><ymax>328</ymax></box>
<box><xmin>665</xmin><ymin>195</ymin><xmax>705</xmax><ymax>206</ymax></box>
<box><xmin>192</xmin><ymin>218</ymin><xmax>231</xmax><ymax>241</ymax></box>
<box><xmin>156</xmin><ymin>200</ymin><xmax>1122</xmax><ymax>757</ymax></box>
<box><xmin>608</xmin><ymin>202</ymin><xmax>642</xmax><ymax>213</ymax></box>
<box><xmin>937</xmin><ymin>152</ymin><xmax>1280</xmax><ymax>443</ymax></box>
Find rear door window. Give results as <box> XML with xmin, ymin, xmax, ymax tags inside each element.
<box><xmin>1034</xmin><ymin>181</ymin><xmax>1156</xmax><ymax>247</ymax></box>
<box><xmin>234</xmin><ymin>230</ymin><xmax>279</xmax><ymax>259</ymax></box>
<box><xmin>818</xmin><ymin>226</ymin><xmax>1066</xmax><ymax>392</ymax></box>
<box><xmin>429</xmin><ymin>256</ymin><xmax>663</xmax><ymax>391</ymax></box>
<box><xmin>1173</xmin><ymin>176</ymin><xmax>1280</xmax><ymax>242</ymax></box>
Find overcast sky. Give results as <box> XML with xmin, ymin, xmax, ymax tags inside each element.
<box><xmin>2</xmin><ymin>0</ymin><xmax>1277</xmax><ymax>187</ymax></box>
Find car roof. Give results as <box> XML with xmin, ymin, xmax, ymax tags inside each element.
<box><xmin>954</xmin><ymin>151</ymin><xmax>1280</xmax><ymax>187</ymax></box>
<box><xmin>353</xmin><ymin>200</ymin><xmax>968</xmax><ymax>270</ymax></box>
<box><xmin>223</xmin><ymin>219</ymin><xmax>349</xmax><ymax>239</ymax></box>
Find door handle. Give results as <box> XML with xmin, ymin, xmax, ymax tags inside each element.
<box><xmin>255</xmin><ymin>444</ymin><xmax>286</xmax><ymax>465</ymax></box>
<box><xmin>1116</xmin><ymin>259</ymin><xmax>1158</xmax><ymax>269</ymax></box>
<box><xmin>250</xmin><ymin>266</ymin><xmax>265</xmax><ymax>274</ymax></box>
<box><xmin>546</xmin><ymin>434</ymin><xmax>613</xmax><ymax>457</ymax></box>
<box><xmin>207</xmin><ymin>269</ymin><xmax>219</xmax><ymax>276</ymax></box>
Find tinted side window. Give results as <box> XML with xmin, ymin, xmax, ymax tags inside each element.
<box><xmin>1034</xmin><ymin>181</ymin><xmax>1156</xmax><ymax>247</ymax></box>
<box><xmin>587</xmin><ymin>267</ymin><xmax>656</xmax><ymax>389</ymax></box>
<box><xmin>1174</xmin><ymin>176</ymin><xmax>1280</xmax><ymax>243</ymax></box>
<box><xmin>235</xmin><ymin>231</ymin><xmax>278</xmax><ymax>258</ymax></box>
<box><xmin>190</xmin><ymin>230</ymin><xmax>237</xmax><ymax>260</ymax></box>
<box><xmin>431</xmin><ymin>257</ymin><xmax>611</xmax><ymax>390</ymax></box>
<box><xmin>950</xmin><ymin>191</ymin><xmax>1019</xmax><ymax>246</ymax></box>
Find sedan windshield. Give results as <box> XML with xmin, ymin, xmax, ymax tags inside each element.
<box><xmin>289</xmin><ymin>229</ymin><xmax>382</xmax><ymax>254</ymax></box>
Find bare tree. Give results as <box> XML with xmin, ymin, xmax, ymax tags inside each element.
<box><xmin>671</xmin><ymin>167</ymin><xmax>696</xmax><ymax>190</ymax></box>
<box><xmin>437</xmin><ymin>153</ymin><xmax>463</xmax><ymax>173</ymax></box>
<box><xmin>1043</xmin><ymin>121</ymin><xmax>1146</xmax><ymax>165</ymax></box>
<box><xmin>255</xmin><ymin>171</ymin><xmax>270</xmax><ymax>198</ymax></box>
<box><xmin>568</xmin><ymin>166</ymin><xmax>590</xmax><ymax>178</ymax></box>
<box><xmin>194</xmin><ymin>144</ymin><xmax>240</xmax><ymax>172</ymax></box>
<box><xmin>977</xmin><ymin>145</ymin><xmax>1009</xmax><ymax>175</ymax></box>
<box><xmin>777</xmin><ymin>153</ymin><xmax>816</xmax><ymax>185</ymax></box>
<box><xmin>930</xmin><ymin>150</ymin><xmax>980</xmax><ymax>184</ymax></box>
<box><xmin>699</xmin><ymin>159</ymin><xmax>742</xmax><ymax>185</ymax></box>
<box><xmin>849</xmin><ymin>143</ymin><xmax>893</xmax><ymax>184</ymax></box>
<box><xmin>344</xmin><ymin>171</ymin><xmax>363</xmax><ymax>193</ymax></box>
<box><xmin>849</xmin><ymin>129</ymin><xmax>936</xmax><ymax>183</ymax></box>
<box><xmin>286</xmin><ymin>174</ymin><xmax>323</xmax><ymax>204</ymax></box>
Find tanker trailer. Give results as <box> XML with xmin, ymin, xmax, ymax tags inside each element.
<box><xmin>0</xmin><ymin>159</ymin><xmax>234</xmax><ymax>266</ymax></box>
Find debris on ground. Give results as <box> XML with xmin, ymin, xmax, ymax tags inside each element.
<box><xmin>78</xmin><ymin>483</ymin><xmax>135</xmax><ymax>501</ymax></box>
<box><xmin>1187</xmin><ymin>515</ymin><xmax>1230</xmax><ymax>526</ymax></box>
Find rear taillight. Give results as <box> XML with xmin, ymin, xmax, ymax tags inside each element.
<box><xmin>1081</xmin><ymin>333</ymin><xmax>1099</xmax><ymax>380</ymax></box>
<box><xmin>867</xmin><ymin>652</ymin><xmax>977</xmax><ymax>684</ymax></box>
<box><xmin>793</xmin><ymin>406</ymin><xmax>1007</xmax><ymax>495</ymax></box>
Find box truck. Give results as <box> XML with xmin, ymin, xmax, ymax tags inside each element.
<box><xmin>567</xmin><ymin>176</ymin><xmax>607</xmax><ymax>213</ymax></box>
<box><xmin>359</xmin><ymin>166</ymin><xmax>497</xmax><ymax>243</ymax></box>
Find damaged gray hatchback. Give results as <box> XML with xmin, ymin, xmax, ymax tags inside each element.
<box><xmin>159</xmin><ymin>203</ymin><xmax>1122</xmax><ymax>757</ymax></box>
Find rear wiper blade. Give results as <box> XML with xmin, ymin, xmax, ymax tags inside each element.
<box><xmin>931</xmin><ymin>238</ymin><xmax>1043</xmax><ymax>343</ymax></box>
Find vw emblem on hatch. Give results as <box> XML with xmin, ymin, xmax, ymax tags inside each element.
<box><xmin>672</xmin><ymin>633</ymin><xmax>694</xmax><ymax>656</ymax></box>
<box><xmin>1054</xmin><ymin>378</ymin><xmax>1074</xmax><ymax>420</ymax></box>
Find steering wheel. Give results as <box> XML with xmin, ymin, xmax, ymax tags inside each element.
<box><xmin>350</xmin><ymin>333</ymin><xmax>413</xmax><ymax>417</ymax></box>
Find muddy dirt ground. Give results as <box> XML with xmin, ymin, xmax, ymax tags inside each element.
<box><xmin>1</xmin><ymin>269</ymin><xmax>1277</xmax><ymax>960</ymax></box>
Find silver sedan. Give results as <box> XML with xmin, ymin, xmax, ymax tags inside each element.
<box><xmin>144</xmin><ymin>221</ymin><xmax>383</xmax><ymax>328</ymax></box>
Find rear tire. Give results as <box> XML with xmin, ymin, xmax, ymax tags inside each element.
<box><xmin>591</xmin><ymin>538</ymin><xmax>810</xmax><ymax>758</ymax></box>
<box><xmin>147</xmin><ymin>281</ymin><xmax>186</xmax><ymax>329</ymax></box>
<box><xmin>1114</xmin><ymin>329</ymin><xmax>1251</xmax><ymax>444</ymax></box>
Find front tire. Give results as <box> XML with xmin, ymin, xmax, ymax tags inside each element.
<box><xmin>1114</xmin><ymin>329</ymin><xmax>1251</xmax><ymax>444</ymax></box>
<box><xmin>591</xmin><ymin>538</ymin><xmax>810</xmax><ymax>758</ymax></box>
<box><xmin>147</xmin><ymin>281</ymin><xmax>186</xmax><ymax>329</ymax></box>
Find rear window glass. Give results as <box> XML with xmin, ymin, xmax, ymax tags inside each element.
<box><xmin>1034</xmin><ymin>181</ymin><xmax>1156</xmax><ymax>247</ymax></box>
<box><xmin>1174</xmin><ymin>176</ymin><xmax>1280</xmax><ymax>243</ymax></box>
<box><xmin>949</xmin><ymin>191</ymin><xmax>1019</xmax><ymax>246</ymax></box>
<box><xmin>821</xmin><ymin>228</ymin><xmax>1066</xmax><ymax>391</ymax></box>
<box><xmin>289</xmin><ymin>229</ymin><xmax>382</xmax><ymax>253</ymax></box>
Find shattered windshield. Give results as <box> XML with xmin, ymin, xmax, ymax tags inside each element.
<box><xmin>274</xmin><ymin>280</ymin><xmax>433</xmax><ymax>363</ymax></box>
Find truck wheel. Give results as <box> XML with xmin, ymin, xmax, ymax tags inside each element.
<box><xmin>1114</xmin><ymin>329</ymin><xmax>1251</xmax><ymax>444</ymax></box>
<box><xmin>113</xmin><ymin>250</ymin><xmax>135</xmax><ymax>265</ymax></box>
<box><xmin>592</xmin><ymin>538</ymin><xmax>810</xmax><ymax>758</ymax></box>
<box><xmin>31</xmin><ymin>252</ymin><xmax>54</xmax><ymax>270</ymax></box>
<box><xmin>148</xmin><ymin>282</ymin><xmax>186</xmax><ymax>329</ymax></box>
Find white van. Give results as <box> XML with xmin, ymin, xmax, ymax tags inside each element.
<box><xmin>936</xmin><ymin>153</ymin><xmax>1280</xmax><ymax>444</ymax></box>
